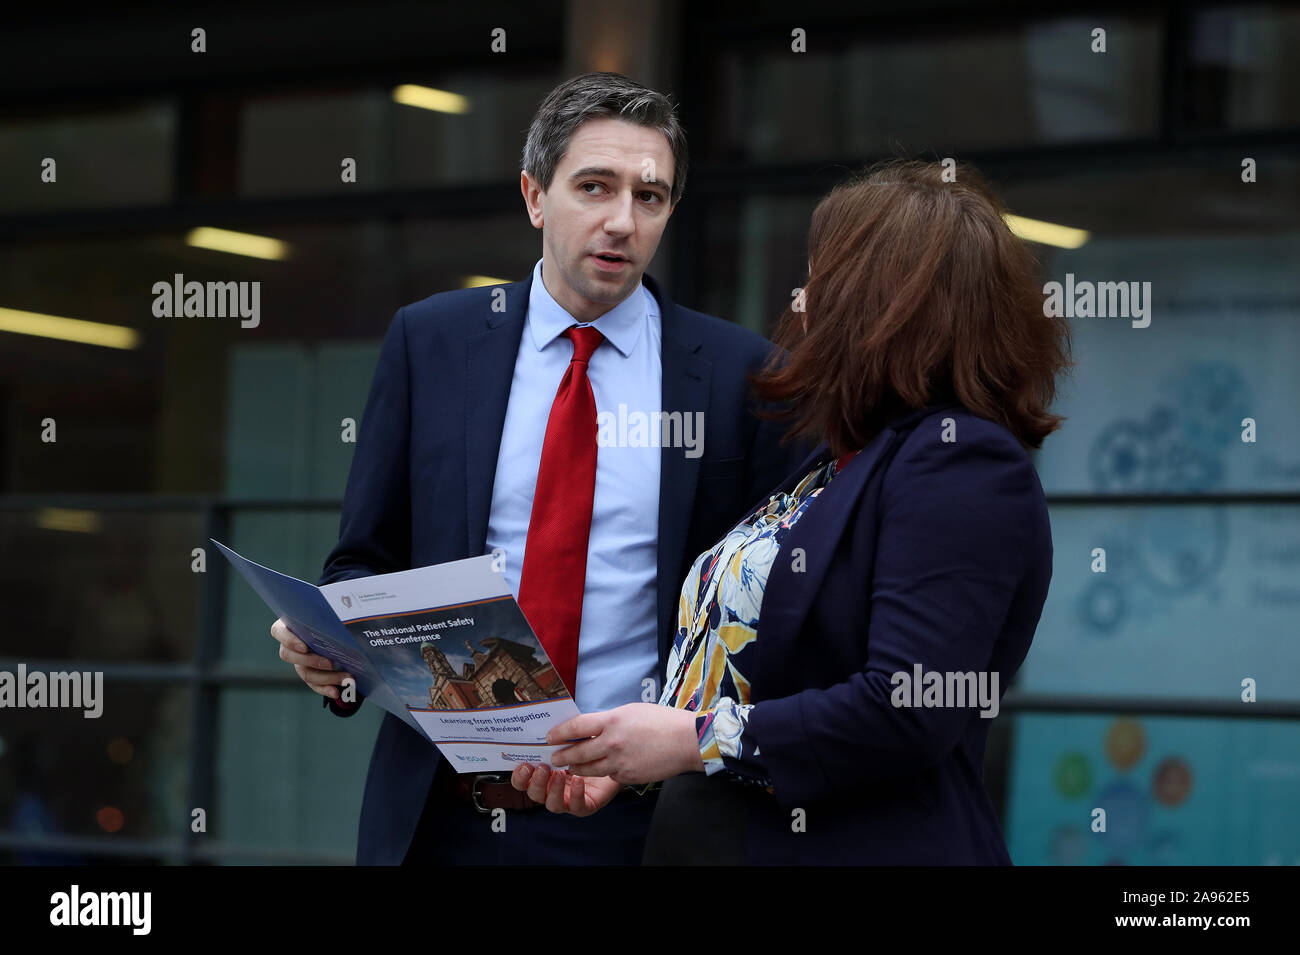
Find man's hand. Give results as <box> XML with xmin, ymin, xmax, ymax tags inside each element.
<box><xmin>509</xmin><ymin>764</ymin><xmax>622</xmax><ymax>817</ymax></box>
<box><xmin>546</xmin><ymin>702</ymin><xmax>705</xmax><ymax>785</ymax></box>
<box><xmin>270</xmin><ymin>618</ymin><xmax>353</xmax><ymax>701</ymax></box>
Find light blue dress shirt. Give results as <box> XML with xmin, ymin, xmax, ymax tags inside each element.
<box><xmin>485</xmin><ymin>258</ymin><xmax>662</xmax><ymax>713</ymax></box>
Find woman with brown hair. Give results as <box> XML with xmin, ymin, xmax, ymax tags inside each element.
<box><xmin>510</xmin><ymin>158</ymin><xmax>1072</xmax><ymax>864</ymax></box>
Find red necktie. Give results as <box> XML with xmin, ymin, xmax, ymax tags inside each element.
<box><xmin>516</xmin><ymin>325</ymin><xmax>604</xmax><ymax>697</ymax></box>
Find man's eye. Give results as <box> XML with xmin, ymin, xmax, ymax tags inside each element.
<box><xmin>581</xmin><ymin>182</ymin><xmax>604</xmax><ymax>194</ymax></box>
<box><xmin>639</xmin><ymin>191</ymin><xmax>662</xmax><ymax>204</ymax></box>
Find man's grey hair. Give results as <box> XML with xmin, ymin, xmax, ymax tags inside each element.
<box><xmin>522</xmin><ymin>72</ymin><xmax>689</xmax><ymax>206</ymax></box>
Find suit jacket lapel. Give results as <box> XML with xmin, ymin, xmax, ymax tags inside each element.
<box><xmin>465</xmin><ymin>276</ymin><xmax>530</xmax><ymax>557</ymax></box>
<box><xmin>646</xmin><ymin>274</ymin><xmax>712</xmax><ymax>670</ymax></box>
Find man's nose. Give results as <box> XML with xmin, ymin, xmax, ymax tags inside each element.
<box><xmin>603</xmin><ymin>192</ymin><xmax>636</xmax><ymax>236</ymax></box>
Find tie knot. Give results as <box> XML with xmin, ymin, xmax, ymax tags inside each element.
<box><xmin>564</xmin><ymin>324</ymin><xmax>605</xmax><ymax>364</ymax></box>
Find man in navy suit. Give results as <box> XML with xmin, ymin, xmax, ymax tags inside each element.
<box><xmin>267</xmin><ymin>72</ymin><xmax>806</xmax><ymax>865</ymax></box>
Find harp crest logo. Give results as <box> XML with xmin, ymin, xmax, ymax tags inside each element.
<box><xmin>341</xmin><ymin>595</ymin><xmax>353</xmax><ymax>609</ymax></box>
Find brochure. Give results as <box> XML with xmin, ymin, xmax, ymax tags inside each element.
<box><xmin>213</xmin><ymin>540</ymin><xmax>580</xmax><ymax>773</ymax></box>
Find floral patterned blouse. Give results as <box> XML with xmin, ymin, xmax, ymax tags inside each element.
<box><xmin>659</xmin><ymin>449</ymin><xmax>856</xmax><ymax>791</ymax></box>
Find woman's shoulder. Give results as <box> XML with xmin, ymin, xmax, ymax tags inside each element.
<box><xmin>887</xmin><ymin>403</ymin><xmax>1038</xmax><ymax>471</ymax></box>
<box><xmin>877</xmin><ymin>403</ymin><xmax>1048</xmax><ymax>522</ymax></box>
<box><xmin>867</xmin><ymin>404</ymin><xmax>1052</xmax><ymax>571</ymax></box>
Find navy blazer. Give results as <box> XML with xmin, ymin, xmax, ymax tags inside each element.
<box><xmin>732</xmin><ymin>402</ymin><xmax>1053</xmax><ymax>865</ymax></box>
<box><xmin>316</xmin><ymin>271</ymin><xmax>808</xmax><ymax>865</ymax></box>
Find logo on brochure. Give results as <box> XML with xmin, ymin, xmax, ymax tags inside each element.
<box><xmin>454</xmin><ymin>754</ymin><xmax>487</xmax><ymax>763</ymax></box>
<box><xmin>341</xmin><ymin>595</ymin><xmax>352</xmax><ymax>609</ymax></box>
<box><xmin>500</xmin><ymin>752</ymin><xmax>543</xmax><ymax>764</ymax></box>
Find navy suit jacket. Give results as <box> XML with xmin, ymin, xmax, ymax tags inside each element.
<box><xmin>317</xmin><ymin>271</ymin><xmax>808</xmax><ymax>865</ymax></box>
<box><xmin>732</xmin><ymin>402</ymin><xmax>1053</xmax><ymax>864</ymax></box>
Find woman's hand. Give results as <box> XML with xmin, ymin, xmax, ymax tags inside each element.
<box><xmin>546</xmin><ymin>702</ymin><xmax>706</xmax><ymax>785</ymax></box>
<box><xmin>509</xmin><ymin>764</ymin><xmax>622</xmax><ymax>817</ymax></box>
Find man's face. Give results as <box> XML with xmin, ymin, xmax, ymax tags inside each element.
<box><xmin>521</xmin><ymin>116</ymin><xmax>675</xmax><ymax>322</ymax></box>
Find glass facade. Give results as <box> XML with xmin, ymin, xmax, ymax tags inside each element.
<box><xmin>2</xmin><ymin>1</ymin><xmax>1297</xmax><ymax>865</ymax></box>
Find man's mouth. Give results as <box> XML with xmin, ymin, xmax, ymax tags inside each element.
<box><xmin>591</xmin><ymin>252</ymin><xmax>630</xmax><ymax>271</ymax></box>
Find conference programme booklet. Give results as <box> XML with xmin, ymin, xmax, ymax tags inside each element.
<box><xmin>213</xmin><ymin>540</ymin><xmax>581</xmax><ymax>773</ymax></box>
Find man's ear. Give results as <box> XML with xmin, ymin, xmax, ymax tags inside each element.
<box><xmin>521</xmin><ymin>171</ymin><xmax>544</xmax><ymax>229</ymax></box>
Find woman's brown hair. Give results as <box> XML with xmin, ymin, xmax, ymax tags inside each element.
<box><xmin>751</xmin><ymin>159</ymin><xmax>1073</xmax><ymax>455</ymax></box>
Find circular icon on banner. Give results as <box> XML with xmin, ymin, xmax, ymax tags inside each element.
<box><xmin>1054</xmin><ymin>751</ymin><xmax>1092</xmax><ymax>798</ymax></box>
<box><xmin>1168</xmin><ymin>361</ymin><xmax>1251</xmax><ymax>449</ymax></box>
<box><xmin>1106</xmin><ymin>718</ymin><xmax>1146</xmax><ymax>771</ymax></box>
<box><xmin>1135</xmin><ymin>507</ymin><xmax>1228</xmax><ymax>596</ymax></box>
<box><xmin>1151</xmin><ymin>438</ymin><xmax>1223</xmax><ymax>491</ymax></box>
<box><xmin>1152</xmin><ymin>756</ymin><xmax>1193</xmax><ymax>807</ymax></box>
<box><xmin>1079</xmin><ymin>579</ymin><xmax>1127</xmax><ymax>635</ymax></box>
<box><xmin>1089</xmin><ymin>421</ymin><xmax>1156</xmax><ymax>491</ymax></box>
<box><xmin>1142</xmin><ymin>404</ymin><xmax>1224</xmax><ymax>491</ymax></box>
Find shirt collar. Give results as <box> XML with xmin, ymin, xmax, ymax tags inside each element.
<box><xmin>526</xmin><ymin>258</ymin><xmax>651</xmax><ymax>358</ymax></box>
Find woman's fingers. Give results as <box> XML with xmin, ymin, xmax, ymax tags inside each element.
<box><xmin>567</xmin><ymin>774</ymin><xmax>592</xmax><ymax>817</ymax></box>
<box><xmin>545</xmin><ymin>767</ymin><xmax>572</xmax><ymax>814</ymax></box>
<box><xmin>524</xmin><ymin>764</ymin><xmax>553</xmax><ymax>803</ymax></box>
<box><xmin>516</xmin><ymin>766</ymin><xmax>616</xmax><ymax>816</ymax></box>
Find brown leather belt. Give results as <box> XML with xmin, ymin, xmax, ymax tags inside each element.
<box><xmin>444</xmin><ymin>771</ymin><xmax>660</xmax><ymax>814</ymax></box>
<box><xmin>450</xmin><ymin>773</ymin><xmax>543</xmax><ymax>813</ymax></box>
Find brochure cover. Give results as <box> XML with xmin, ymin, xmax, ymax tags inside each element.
<box><xmin>213</xmin><ymin>540</ymin><xmax>580</xmax><ymax>773</ymax></box>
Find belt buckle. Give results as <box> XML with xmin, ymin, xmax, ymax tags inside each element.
<box><xmin>469</xmin><ymin>773</ymin><xmax>512</xmax><ymax>814</ymax></box>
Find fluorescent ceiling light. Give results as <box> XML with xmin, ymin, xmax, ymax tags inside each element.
<box><xmin>35</xmin><ymin>508</ymin><xmax>101</xmax><ymax>533</ymax></box>
<box><xmin>186</xmin><ymin>227</ymin><xmax>288</xmax><ymax>261</ymax></box>
<box><xmin>393</xmin><ymin>85</ymin><xmax>471</xmax><ymax>114</ymax></box>
<box><xmin>0</xmin><ymin>307</ymin><xmax>139</xmax><ymax>349</ymax></box>
<box><xmin>461</xmin><ymin>274</ymin><xmax>511</xmax><ymax>288</ymax></box>
<box><xmin>1003</xmin><ymin>213</ymin><xmax>1090</xmax><ymax>249</ymax></box>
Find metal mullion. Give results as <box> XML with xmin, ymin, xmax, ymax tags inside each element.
<box><xmin>1046</xmin><ymin>493</ymin><xmax>1300</xmax><ymax>505</ymax></box>
<box><xmin>1159</xmin><ymin>0</ymin><xmax>1191</xmax><ymax>143</ymax></box>
<box><xmin>183</xmin><ymin>502</ymin><xmax>227</xmax><ymax>865</ymax></box>
<box><xmin>0</xmin><ymin>832</ymin><xmax>353</xmax><ymax>866</ymax></box>
<box><xmin>189</xmin><ymin>843</ymin><xmax>353</xmax><ymax>866</ymax></box>
<box><xmin>0</xmin><ymin>495</ymin><xmax>341</xmax><ymax>510</ymax></box>
<box><xmin>0</xmin><ymin>184</ymin><xmax>523</xmax><ymax>242</ymax></box>
<box><xmin>0</xmin><ymin>659</ymin><xmax>197</xmax><ymax>680</ymax></box>
<box><xmin>685</xmin><ymin>0</ymin><xmax>1174</xmax><ymax>45</ymax></box>
<box><xmin>0</xmin><ymin>832</ymin><xmax>186</xmax><ymax>862</ymax></box>
<box><xmin>1002</xmin><ymin>694</ymin><xmax>1300</xmax><ymax>720</ymax></box>
<box><xmin>0</xmin><ymin>660</ymin><xmax>304</xmax><ymax>688</ymax></box>
<box><xmin>679</xmin><ymin>135</ymin><xmax>1300</xmax><ymax>199</ymax></box>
